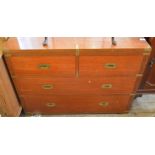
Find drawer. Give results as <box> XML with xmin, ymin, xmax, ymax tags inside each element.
<box><xmin>14</xmin><ymin>77</ymin><xmax>137</xmax><ymax>95</ymax></box>
<box><xmin>76</xmin><ymin>77</ymin><xmax>137</xmax><ymax>95</ymax></box>
<box><xmin>20</xmin><ymin>95</ymin><xmax>132</xmax><ymax>114</ymax></box>
<box><xmin>6</xmin><ymin>56</ymin><xmax>75</xmax><ymax>77</ymax></box>
<box><xmin>14</xmin><ymin>77</ymin><xmax>79</xmax><ymax>95</ymax></box>
<box><xmin>80</xmin><ymin>55</ymin><xmax>144</xmax><ymax>76</ymax></box>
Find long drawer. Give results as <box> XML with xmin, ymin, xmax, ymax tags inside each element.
<box><xmin>80</xmin><ymin>55</ymin><xmax>144</xmax><ymax>76</ymax></box>
<box><xmin>20</xmin><ymin>95</ymin><xmax>132</xmax><ymax>114</ymax></box>
<box><xmin>14</xmin><ymin>77</ymin><xmax>137</xmax><ymax>95</ymax></box>
<box><xmin>6</xmin><ymin>56</ymin><xmax>76</xmax><ymax>77</ymax></box>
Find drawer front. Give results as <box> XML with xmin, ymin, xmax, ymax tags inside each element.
<box><xmin>80</xmin><ymin>55</ymin><xmax>144</xmax><ymax>76</ymax></box>
<box><xmin>14</xmin><ymin>78</ymin><xmax>79</xmax><ymax>95</ymax></box>
<box><xmin>21</xmin><ymin>95</ymin><xmax>131</xmax><ymax>114</ymax></box>
<box><xmin>76</xmin><ymin>77</ymin><xmax>137</xmax><ymax>94</ymax></box>
<box><xmin>14</xmin><ymin>77</ymin><xmax>137</xmax><ymax>95</ymax></box>
<box><xmin>6</xmin><ymin>56</ymin><xmax>75</xmax><ymax>77</ymax></box>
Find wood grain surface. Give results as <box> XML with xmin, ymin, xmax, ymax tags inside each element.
<box><xmin>20</xmin><ymin>95</ymin><xmax>132</xmax><ymax>114</ymax></box>
<box><xmin>3</xmin><ymin>37</ymin><xmax>151</xmax><ymax>115</ymax></box>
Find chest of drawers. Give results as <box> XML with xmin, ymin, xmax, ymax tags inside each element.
<box><xmin>3</xmin><ymin>37</ymin><xmax>151</xmax><ymax>115</ymax></box>
<box><xmin>0</xmin><ymin>52</ymin><xmax>21</xmax><ymax>116</ymax></box>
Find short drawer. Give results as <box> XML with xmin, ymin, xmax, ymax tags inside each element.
<box><xmin>21</xmin><ymin>95</ymin><xmax>132</xmax><ymax>114</ymax></box>
<box><xmin>80</xmin><ymin>55</ymin><xmax>144</xmax><ymax>76</ymax></box>
<box><xmin>6</xmin><ymin>56</ymin><xmax>76</xmax><ymax>77</ymax></box>
<box><xmin>14</xmin><ymin>77</ymin><xmax>137</xmax><ymax>95</ymax></box>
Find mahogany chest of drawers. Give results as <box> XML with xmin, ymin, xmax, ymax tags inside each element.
<box><xmin>0</xmin><ymin>52</ymin><xmax>21</xmax><ymax>116</ymax></box>
<box><xmin>3</xmin><ymin>37</ymin><xmax>151</xmax><ymax>115</ymax></box>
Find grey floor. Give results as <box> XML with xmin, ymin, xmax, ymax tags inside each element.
<box><xmin>47</xmin><ymin>94</ymin><xmax>155</xmax><ymax>117</ymax></box>
<box><xmin>129</xmin><ymin>94</ymin><xmax>155</xmax><ymax>116</ymax></box>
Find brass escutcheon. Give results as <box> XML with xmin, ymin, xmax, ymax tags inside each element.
<box><xmin>46</xmin><ymin>102</ymin><xmax>56</xmax><ymax>108</ymax></box>
<box><xmin>38</xmin><ymin>64</ymin><xmax>51</xmax><ymax>69</ymax></box>
<box><xmin>42</xmin><ymin>84</ymin><xmax>54</xmax><ymax>90</ymax></box>
<box><xmin>99</xmin><ymin>102</ymin><xmax>109</xmax><ymax>107</ymax></box>
<box><xmin>104</xmin><ymin>63</ymin><xmax>117</xmax><ymax>69</ymax></box>
<box><xmin>101</xmin><ymin>84</ymin><xmax>112</xmax><ymax>89</ymax></box>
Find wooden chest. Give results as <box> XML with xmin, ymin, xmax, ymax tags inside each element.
<box><xmin>3</xmin><ymin>37</ymin><xmax>151</xmax><ymax>115</ymax></box>
<box><xmin>0</xmin><ymin>52</ymin><xmax>21</xmax><ymax>116</ymax></box>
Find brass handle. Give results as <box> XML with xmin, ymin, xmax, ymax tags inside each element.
<box><xmin>46</xmin><ymin>102</ymin><xmax>56</xmax><ymax>108</ymax></box>
<box><xmin>42</xmin><ymin>84</ymin><xmax>54</xmax><ymax>90</ymax></box>
<box><xmin>101</xmin><ymin>84</ymin><xmax>112</xmax><ymax>89</ymax></box>
<box><xmin>104</xmin><ymin>63</ymin><xmax>117</xmax><ymax>69</ymax></box>
<box><xmin>38</xmin><ymin>64</ymin><xmax>51</xmax><ymax>69</ymax></box>
<box><xmin>99</xmin><ymin>102</ymin><xmax>109</xmax><ymax>107</ymax></box>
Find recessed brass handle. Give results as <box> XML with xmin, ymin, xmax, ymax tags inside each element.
<box><xmin>104</xmin><ymin>63</ymin><xmax>117</xmax><ymax>69</ymax></box>
<box><xmin>46</xmin><ymin>102</ymin><xmax>56</xmax><ymax>108</ymax></box>
<box><xmin>99</xmin><ymin>102</ymin><xmax>109</xmax><ymax>107</ymax></box>
<box><xmin>101</xmin><ymin>84</ymin><xmax>112</xmax><ymax>89</ymax></box>
<box><xmin>38</xmin><ymin>64</ymin><xmax>51</xmax><ymax>69</ymax></box>
<box><xmin>42</xmin><ymin>84</ymin><xmax>54</xmax><ymax>90</ymax></box>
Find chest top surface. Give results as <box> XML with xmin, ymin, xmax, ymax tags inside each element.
<box><xmin>3</xmin><ymin>37</ymin><xmax>151</xmax><ymax>51</ymax></box>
